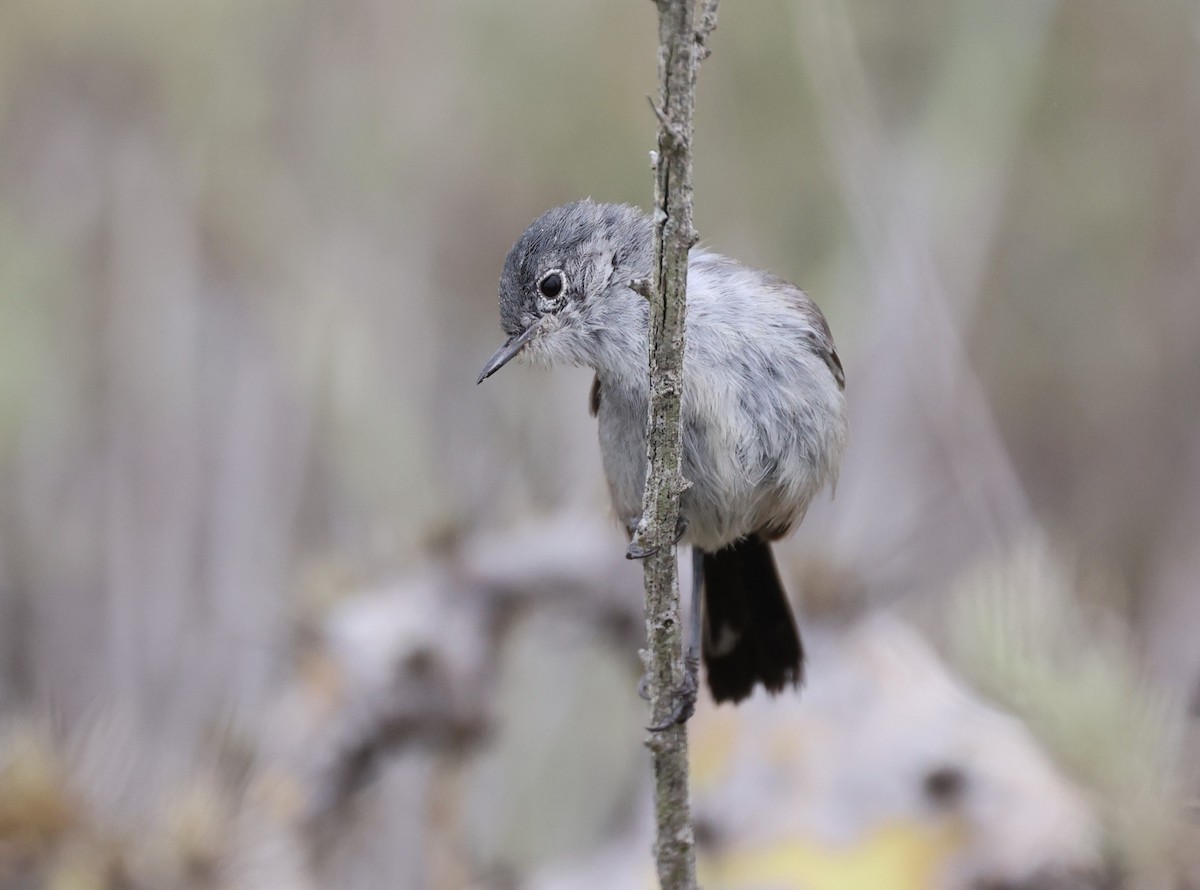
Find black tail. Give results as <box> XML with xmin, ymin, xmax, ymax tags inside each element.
<box><xmin>701</xmin><ymin>536</ymin><xmax>803</xmax><ymax>704</ymax></box>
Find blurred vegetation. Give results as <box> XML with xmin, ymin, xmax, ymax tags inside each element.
<box><xmin>949</xmin><ymin>539</ymin><xmax>1186</xmax><ymax>886</ymax></box>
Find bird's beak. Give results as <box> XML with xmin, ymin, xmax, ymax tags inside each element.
<box><xmin>477</xmin><ymin>320</ymin><xmax>542</xmax><ymax>384</ymax></box>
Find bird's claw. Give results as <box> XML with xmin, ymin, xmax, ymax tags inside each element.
<box><xmin>637</xmin><ymin>673</ymin><xmax>652</xmax><ymax>702</ymax></box>
<box><xmin>626</xmin><ymin>538</ymin><xmax>658</xmax><ymax>560</ymax></box>
<box><xmin>646</xmin><ymin>655</ymin><xmax>700</xmax><ymax>731</ymax></box>
<box><xmin>626</xmin><ymin>515</ymin><xmax>689</xmax><ymax>560</ymax></box>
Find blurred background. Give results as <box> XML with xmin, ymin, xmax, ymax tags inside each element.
<box><xmin>0</xmin><ymin>0</ymin><xmax>1198</xmax><ymax>888</ymax></box>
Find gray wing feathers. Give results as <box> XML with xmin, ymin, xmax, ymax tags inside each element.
<box><xmin>797</xmin><ymin>302</ymin><xmax>845</xmax><ymax>390</ymax></box>
<box><xmin>766</xmin><ymin>271</ymin><xmax>846</xmax><ymax>391</ymax></box>
<box><xmin>690</xmin><ymin>252</ymin><xmax>845</xmax><ymax>390</ymax></box>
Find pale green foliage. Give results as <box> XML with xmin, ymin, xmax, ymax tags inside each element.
<box><xmin>949</xmin><ymin>539</ymin><xmax>1186</xmax><ymax>887</ymax></box>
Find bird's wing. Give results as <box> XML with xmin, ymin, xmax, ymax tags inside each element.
<box><xmin>589</xmin><ymin>373</ymin><xmax>602</xmax><ymax>416</ymax></box>
<box><xmin>691</xmin><ymin>251</ymin><xmax>845</xmax><ymax>391</ymax></box>
<box><xmin>775</xmin><ymin>278</ymin><xmax>846</xmax><ymax>391</ymax></box>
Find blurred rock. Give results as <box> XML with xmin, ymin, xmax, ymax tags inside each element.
<box><xmin>531</xmin><ymin>613</ymin><xmax>1102</xmax><ymax>890</ymax></box>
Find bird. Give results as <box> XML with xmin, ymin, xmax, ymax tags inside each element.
<box><xmin>478</xmin><ymin>200</ymin><xmax>847</xmax><ymax>711</ymax></box>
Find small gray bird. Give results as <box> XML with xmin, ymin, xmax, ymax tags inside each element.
<box><xmin>479</xmin><ymin>200</ymin><xmax>847</xmax><ymax>707</ymax></box>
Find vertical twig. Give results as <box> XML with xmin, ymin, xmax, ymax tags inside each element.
<box><xmin>640</xmin><ymin>1</ymin><xmax>717</xmax><ymax>888</ymax></box>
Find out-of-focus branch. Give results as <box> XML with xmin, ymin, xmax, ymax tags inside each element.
<box><xmin>278</xmin><ymin>513</ymin><xmax>645</xmax><ymax>832</ymax></box>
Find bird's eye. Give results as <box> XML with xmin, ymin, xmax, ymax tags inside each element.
<box><xmin>538</xmin><ymin>270</ymin><xmax>565</xmax><ymax>300</ymax></box>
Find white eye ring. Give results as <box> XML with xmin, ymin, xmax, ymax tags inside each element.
<box><xmin>537</xmin><ymin>269</ymin><xmax>566</xmax><ymax>303</ymax></box>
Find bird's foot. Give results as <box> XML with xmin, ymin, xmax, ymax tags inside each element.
<box><xmin>645</xmin><ymin>654</ymin><xmax>700</xmax><ymax>731</ymax></box>
<box><xmin>626</xmin><ymin>515</ymin><xmax>688</xmax><ymax>560</ymax></box>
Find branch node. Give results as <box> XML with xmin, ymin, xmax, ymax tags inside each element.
<box><xmin>697</xmin><ymin>0</ymin><xmax>719</xmax><ymax>45</ymax></box>
<box><xmin>647</xmin><ymin>97</ymin><xmax>689</xmax><ymax>150</ymax></box>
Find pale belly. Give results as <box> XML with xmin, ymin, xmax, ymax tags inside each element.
<box><xmin>596</xmin><ymin>375</ymin><xmax>841</xmax><ymax>552</ymax></box>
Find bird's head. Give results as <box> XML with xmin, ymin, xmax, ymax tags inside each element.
<box><xmin>477</xmin><ymin>200</ymin><xmax>650</xmax><ymax>383</ymax></box>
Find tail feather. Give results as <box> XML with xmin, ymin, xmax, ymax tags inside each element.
<box><xmin>701</xmin><ymin>536</ymin><xmax>803</xmax><ymax>704</ymax></box>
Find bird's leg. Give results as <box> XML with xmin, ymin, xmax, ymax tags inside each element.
<box><xmin>625</xmin><ymin>514</ymin><xmax>688</xmax><ymax>560</ymax></box>
<box><xmin>685</xmin><ymin>544</ymin><xmax>703</xmax><ymax>677</ymax></box>
<box><xmin>647</xmin><ymin>547</ymin><xmax>703</xmax><ymax>731</ymax></box>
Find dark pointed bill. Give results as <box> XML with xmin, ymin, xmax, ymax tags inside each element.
<box><xmin>477</xmin><ymin>320</ymin><xmax>542</xmax><ymax>384</ymax></box>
